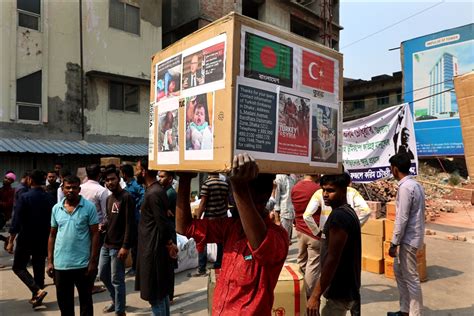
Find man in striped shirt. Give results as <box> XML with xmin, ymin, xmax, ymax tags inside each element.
<box><xmin>191</xmin><ymin>173</ymin><xmax>229</xmax><ymax>276</ymax></box>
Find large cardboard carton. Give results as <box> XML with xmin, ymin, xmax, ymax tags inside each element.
<box><xmin>207</xmin><ymin>263</ymin><xmax>306</xmax><ymax>315</ymax></box>
<box><xmin>386</xmin><ymin>201</ymin><xmax>396</xmax><ymax>221</ymax></box>
<box><xmin>384</xmin><ymin>219</ymin><xmax>395</xmax><ymax>241</ymax></box>
<box><xmin>362</xmin><ymin>234</ymin><xmax>383</xmax><ymax>259</ymax></box>
<box><xmin>361</xmin><ymin>219</ymin><xmax>384</xmax><ymax>238</ymax></box>
<box><xmin>100</xmin><ymin>157</ymin><xmax>121</xmax><ymax>167</ymax></box>
<box><xmin>149</xmin><ymin>13</ymin><xmax>343</xmax><ymax>174</ymax></box>
<box><xmin>454</xmin><ymin>71</ymin><xmax>474</xmax><ymax>179</ymax></box>
<box><xmin>273</xmin><ymin>263</ymin><xmax>307</xmax><ymax>316</ymax></box>
<box><xmin>384</xmin><ymin>258</ymin><xmax>427</xmax><ymax>282</ymax></box>
<box><xmin>362</xmin><ymin>256</ymin><xmax>384</xmax><ymax>274</ymax></box>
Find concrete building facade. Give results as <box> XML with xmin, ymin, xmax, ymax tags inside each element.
<box><xmin>343</xmin><ymin>71</ymin><xmax>403</xmax><ymax>122</ymax></box>
<box><xmin>0</xmin><ymin>0</ymin><xmax>162</xmax><ymax>174</ymax></box>
<box><xmin>162</xmin><ymin>0</ymin><xmax>341</xmax><ymax>50</ymax></box>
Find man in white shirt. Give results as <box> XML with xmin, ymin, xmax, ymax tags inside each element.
<box><xmin>81</xmin><ymin>164</ymin><xmax>110</xmax><ymax>227</ymax></box>
<box><xmin>274</xmin><ymin>174</ymin><xmax>296</xmax><ymax>243</ymax></box>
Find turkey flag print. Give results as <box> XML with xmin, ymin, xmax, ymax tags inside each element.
<box><xmin>301</xmin><ymin>50</ymin><xmax>335</xmax><ymax>94</ymax></box>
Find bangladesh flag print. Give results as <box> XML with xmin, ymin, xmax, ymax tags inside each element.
<box><xmin>244</xmin><ymin>32</ymin><xmax>293</xmax><ymax>88</ymax></box>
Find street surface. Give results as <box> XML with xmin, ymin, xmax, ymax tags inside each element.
<box><xmin>1</xmin><ymin>221</ymin><xmax>473</xmax><ymax>315</ymax></box>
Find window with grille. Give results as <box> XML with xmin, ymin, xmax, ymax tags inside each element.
<box><xmin>109</xmin><ymin>0</ymin><xmax>140</xmax><ymax>35</ymax></box>
<box><xmin>17</xmin><ymin>71</ymin><xmax>42</xmax><ymax>121</ymax></box>
<box><xmin>17</xmin><ymin>0</ymin><xmax>41</xmax><ymax>31</ymax></box>
<box><xmin>377</xmin><ymin>93</ymin><xmax>390</xmax><ymax>106</ymax></box>
<box><xmin>109</xmin><ymin>82</ymin><xmax>139</xmax><ymax>113</ymax></box>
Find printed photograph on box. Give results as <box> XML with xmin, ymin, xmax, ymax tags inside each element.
<box><xmin>158</xmin><ymin>110</ymin><xmax>178</xmax><ymax>153</ymax></box>
<box><xmin>155</xmin><ymin>54</ymin><xmax>182</xmax><ymax>102</ymax></box>
<box><xmin>181</xmin><ymin>36</ymin><xmax>226</xmax><ymax>93</ymax></box>
<box><xmin>277</xmin><ymin>92</ymin><xmax>310</xmax><ymax>157</ymax></box>
<box><xmin>156</xmin><ymin>99</ymin><xmax>179</xmax><ymax>165</ymax></box>
<box><xmin>311</xmin><ymin>104</ymin><xmax>338</xmax><ymax>163</ymax></box>
<box><xmin>183</xmin><ymin>93</ymin><xmax>214</xmax><ymax>160</ymax></box>
<box><xmin>243</xmin><ymin>31</ymin><xmax>293</xmax><ymax>88</ymax></box>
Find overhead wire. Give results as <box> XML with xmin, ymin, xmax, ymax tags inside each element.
<box><xmin>343</xmin><ymin>78</ymin><xmax>454</xmax><ymax>104</ymax></box>
<box><xmin>341</xmin><ymin>0</ymin><xmax>446</xmax><ymax>50</ymax></box>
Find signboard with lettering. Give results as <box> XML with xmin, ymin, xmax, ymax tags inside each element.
<box><xmin>402</xmin><ymin>23</ymin><xmax>474</xmax><ymax>156</ymax></box>
<box><xmin>343</xmin><ymin>103</ymin><xmax>418</xmax><ymax>183</ymax></box>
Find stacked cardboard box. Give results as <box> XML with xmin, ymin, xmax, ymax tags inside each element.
<box><xmin>383</xmin><ymin>203</ymin><xmax>427</xmax><ymax>282</ymax></box>
<box><xmin>208</xmin><ymin>263</ymin><xmax>306</xmax><ymax>315</ymax></box>
<box><xmin>361</xmin><ymin>219</ymin><xmax>384</xmax><ymax>274</ymax></box>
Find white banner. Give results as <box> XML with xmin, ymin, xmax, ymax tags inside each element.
<box><xmin>342</xmin><ymin>103</ymin><xmax>418</xmax><ymax>183</ymax></box>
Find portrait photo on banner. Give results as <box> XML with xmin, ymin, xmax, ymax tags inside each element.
<box><xmin>155</xmin><ymin>54</ymin><xmax>182</xmax><ymax>102</ymax></box>
<box><xmin>183</xmin><ymin>93</ymin><xmax>214</xmax><ymax>152</ymax></box>
<box><xmin>311</xmin><ymin>103</ymin><xmax>338</xmax><ymax>163</ymax></box>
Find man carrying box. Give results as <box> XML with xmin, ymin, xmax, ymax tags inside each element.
<box><xmin>388</xmin><ymin>153</ymin><xmax>425</xmax><ymax>316</ymax></box>
<box><xmin>176</xmin><ymin>153</ymin><xmax>289</xmax><ymax>315</ymax></box>
<box><xmin>307</xmin><ymin>174</ymin><xmax>361</xmax><ymax>316</ymax></box>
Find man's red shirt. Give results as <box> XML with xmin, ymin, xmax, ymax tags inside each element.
<box><xmin>185</xmin><ymin>216</ymin><xmax>289</xmax><ymax>315</ymax></box>
<box><xmin>291</xmin><ymin>179</ymin><xmax>320</xmax><ymax>239</ymax></box>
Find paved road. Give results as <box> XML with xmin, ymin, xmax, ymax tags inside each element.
<box><xmin>1</xmin><ymin>232</ymin><xmax>473</xmax><ymax>315</ymax></box>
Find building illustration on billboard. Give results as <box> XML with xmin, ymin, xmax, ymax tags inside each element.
<box><xmin>427</xmin><ymin>53</ymin><xmax>458</xmax><ymax>118</ymax></box>
<box><xmin>402</xmin><ymin>23</ymin><xmax>474</xmax><ymax>156</ymax></box>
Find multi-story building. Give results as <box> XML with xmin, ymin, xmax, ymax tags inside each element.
<box><xmin>0</xmin><ymin>0</ymin><xmax>341</xmax><ymax>177</ymax></box>
<box><xmin>343</xmin><ymin>71</ymin><xmax>403</xmax><ymax>121</ymax></box>
<box><xmin>162</xmin><ymin>0</ymin><xmax>341</xmax><ymax>50</ymax></box>
<box><xmin>0</xmin><ymin>0</ymin><xmax>162</xmax><ymax>174</ymax></box>
<box><xmin>428</xmin><ymin>52</ymin><xmax>459</xmax><ymax>117</ymax></box>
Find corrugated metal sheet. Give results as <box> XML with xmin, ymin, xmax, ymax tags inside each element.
<box><xmin>0</xmin><ymin>138</ymin><xmax>147</xmax><ymax>156</ymax></box>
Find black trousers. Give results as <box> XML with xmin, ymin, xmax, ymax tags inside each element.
<box><xmin>54</xmin><ymin>268</ymin><xmax>94</xmax><ymax>316</ymax></box>
<box><xmin>12</xmin><ymin>245</ymin><xmax>46</xmax><ymax>296</ymax></box>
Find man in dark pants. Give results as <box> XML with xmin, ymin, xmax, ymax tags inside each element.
<box><xmin>122</xmin><ymin>163</ymin><xmax>144</xmax><ymax>276</ymax></box>
<box><xmin>47</xmin><ymin>175</ymin><xmax>100</xmax><ymax>316</ymax></box>
<box><xmin>135</xmin><ymin>159</ymin><xmax>178</xmax><ymax>316</ymax></box>
<box><xmin>158</xmin><ymin>170</ymin><xmax>178</xmax><ymax>303</ymax></box>
<box><xmin>307</xmin><ymin>174</ymin><xmax>361</xmax><ymax>316</ymax></box>
<box><xmin>6</xmin><ymin>170</ymin><xmax>54</xmax><ymax>308</ymax></box>
<box><xmin>99</xmin><ymin>166</ymin><xmax>135</xmax><ymax>315</ymax></box>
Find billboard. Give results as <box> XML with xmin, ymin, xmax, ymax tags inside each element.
<box><xmin>402</xmin><ymin>23</ymin><xmax>474</xmax><ymax>156</ymax></box>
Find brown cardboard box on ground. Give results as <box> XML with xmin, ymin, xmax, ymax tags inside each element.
<box><xmin>383</xmin><ymin>241</ymin><xmax>426</xmax><ymax>261</ymax></box>
<box><xmin>362</xmin><ymin>256</ymin><xmax>384</xmax><ymax>274</ymax></box>
<box><xmin>362</xmin><ymin>234</ymin><xmax>383</xmax><ymax>259</ymax></box>
<box><xmin>208</xmin><ymin>263</ymin><xmax>306</xmax><ymax>315</ymax></box>
<box><xmin>149</xmin><ymin>13</ymin><xmax>343</xmax><ymax>174</ymax></box>
<box><xmin>384</xmin><ymin>258</ymin><xmax>427</xmax><ymax>282</ymax></box>
<box><xmin>454</xmin><ymin>71</ymin><xmax>474</xmax><ymax>179</ymax></box>
<box><xmin>384</xmin><ymin>219</ymin><xmax>395</xmax><ymax>241</ymax></box>
<box><xmin>101</xmin><ymin>157</ymin><xmax>121</xmax><ymax>167</ymax></box>
<box><xmin>386</xmin><ymin>201</ymin><xmax>396</xmax><ymax>221</ymax></box>
<box><xmin>366</xmin><ymin>201</ymin><xmax>382</xmax><ymax>218</ymax></box>
<box><xmin>361</xmin><ymin>219</ymin><xmax>385</xmax><ymax>238</ymax></box>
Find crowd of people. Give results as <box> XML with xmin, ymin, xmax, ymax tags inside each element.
<box><xmin>0</xmin><ymin>152</ymin><xmax>425</xmax><ymax>316</ymax></box>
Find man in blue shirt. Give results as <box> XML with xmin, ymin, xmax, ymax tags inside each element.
<box><xmin>47</xmin><ymin>175</ymin><xmax>100</xmax><ymax>316</ymax></box>
<box><xmin>388</xmin><ymin>153</ymin><xmax>425</xmax><ymax>316</ymax></box>
<box><xmin>121</xmin><ymin>163</ymin><xmax>144</xmax><ymax>276</ymax></box>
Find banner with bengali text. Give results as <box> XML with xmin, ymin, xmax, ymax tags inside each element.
<box><xmin>343</xmin><ymin>103</ymin><xmax>418</xmax><ymax>183</ymax></box>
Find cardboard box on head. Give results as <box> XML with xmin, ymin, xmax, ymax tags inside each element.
<box><xmin>149</xmin><ymin>12</ymin><xmax>343</xmax><ymax>175</ymax></box>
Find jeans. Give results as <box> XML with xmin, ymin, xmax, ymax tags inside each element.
<box><xmin>55</xmin><ymin>268</ymin><xmax>94</xmax><ymax>316</ymax></box>
<box><xmin>150</xmin><ymin>296</ymin><xmax>170</xmax><ymax>316</ymax></box>
<box><xmin>280</xmin><ymin>217</ymin><xmax>294</xmax><ymax>243</ymax></box>
<box><xmin>12</xmin><ymin>245</ymin><xmax>45</xmax><ymax>296</ymax></box>
<box><xmin>320</xmin><ymin>296</ymin><xmax>357</xmax><ymax>316</ymax></box>
<box><xmin>99</xmin><ymin>247</ymin><xmax>126</xmax><ymax>313</ymax></box>
<box><xmin>198</xmin><ymin>247</ymin><xmax>207</xmax><ymax>273</ymax></box>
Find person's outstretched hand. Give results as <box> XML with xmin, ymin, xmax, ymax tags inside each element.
<box><xmin>230</xmin><ymin>153</ymin><xmax>258</xmax><ymax>186</ymax></box>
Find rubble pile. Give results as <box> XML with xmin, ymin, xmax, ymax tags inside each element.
<box><xmin>352</xmin><ymin>179</ymin><xmax>398</xmax><ymax>202</ymax></box>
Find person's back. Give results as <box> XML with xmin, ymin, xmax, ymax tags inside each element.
<box><xmin>13</xmin><ymin>188</ymin><xmax>55</xmax><ymax>247</ymax></box>
<box><xmin>201</xmin><ymin>175</ymin><xmax>228</xmax><ymax>219</ymax></box>
<box><xmin>322</xmin><ymin>204</ymin><xmax>361</xmax><ymax>301</ymax></box>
